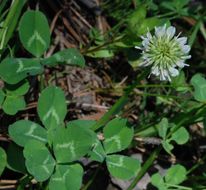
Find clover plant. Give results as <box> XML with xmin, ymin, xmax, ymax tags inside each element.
<box><xmin>7</xmin><ymin>86</ymin><xmax>140</xmax><ymax>189</ymax></box>
<box><xmin>1</xmin><ymin>1</ymin><xmax>206</xmax><ymax>190</ymax></box>
<box><xmin>151</xmin><ymin>164</ymin><xmax>188</xmax><ymax>190</ymax></box>
<box><xmin>0</xmin><ymin>10</ymin><xmax>84</xmax><ymax>115</ymax></box>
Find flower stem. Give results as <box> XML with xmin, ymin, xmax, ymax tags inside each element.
<box><xmin>91</xmin><ymin>69</ymin><xmax>149</xmax><ymax>131</ymax></box>
<box><xmin>126</xmin><ymin>147</ymin><xmax>161</xmax><ymax>190</ymax></box>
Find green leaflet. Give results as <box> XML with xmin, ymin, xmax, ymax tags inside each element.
<box><xmin>103</xmin><ymin>118</ymin><xmax>134</xmax><ymax>154</ymax></box>
<box><xmin>106</xmin><ymin>154</ymin><xmax>141</xmax><ymax>180</ymax></box>
<box><xmin>89</xmin><ymin>138</ymin><xmax>106</xmax><ymax>163</ymax></box>
<box><xmin>0</xmin><ymin>80</ymin><xmax>29</xmax><ymax>115</ymax></box>
<box><xmin>151</xmin><ymin>173</ymin><xmax>167</xmax><ymax>190</ymax></box>
<box><xmin>52</xmin><ymin>126</ymin><xmax>94</xmax><ymax>163</ymax></box>
<box><xmin>165</xmin><ymin>164</ymin><xmax>187</xmax><ymax>185</ymax></box>
<box><xmin>19</xmin><ymin>10</ymin><xmax>50</xmax><ymax>57</ymax></box>
<box><xmin>9</xmin><ymin>120</ymin><xmax>47</xmax><ymax>147</ymax></box>
<box><xmin>23</xmin><ymin>140</ymin><xmax>55</xmax><ymax>182</ymax></box>
<box><xmin>151</xmin><ymin>164</ymin><xmax>187</xmax><ymax>189</ymax></box>
<box><xmin>37</xmin><ymin>86</ymin><xmax>67</xmax><ymax>129</ymax></box>
<box><xmin>2</xmin><ymin>95</ymin><xmax>26</xmax><ymax>115</ymax></box>
<box><xmin>157</xmin><ymin>118</ymin><xmax>169</xmax><ymax>140</ymax></box>
<box><xmin>42</xmin><ymin>48</ymin><xmax>85</xmax><ymax>67</ymax></box>
<box><xmin>5</xmin><ymin>80</ymin><xmax>30</xmax><ymax>96</ymax></box>
<box><xmin>67</xmin><ymin>119</ymin><xmax>96</xmax><ymax>129</ymax></box>
<box><xmin>49</xmin><ymin>164</ymin><xmax>83</xmax><ymax>190</ymax></box>
<box><xmin>0</xmin><ymin>58</ymin><xmax>43</xmax><ymax>84</ymax></box>
<box><xmin>170</xmin><ymin>127</ymin><xmax>189</xmax><ymax>145</ymax></box>
<box><xmin>191</xmin><ymin>74</ymin><xmax>206</xmax><ymax>102</ymax></box>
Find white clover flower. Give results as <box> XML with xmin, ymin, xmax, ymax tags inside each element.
<box><xmin>135</xmin><ymin>25</ymin><xmax>191</xmax><ymax>81</ymax></box>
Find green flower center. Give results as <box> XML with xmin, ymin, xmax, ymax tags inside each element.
<box><xmin>147</xmin><ymin>37</ymin><xmax>182</xmax><ymax>68</ymax></box>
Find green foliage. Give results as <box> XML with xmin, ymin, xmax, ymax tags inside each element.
<box><xmin>89</xmin><ymin>139</ymin><xmax>106</xmax><ymax>163</ymax></box>
<box><xmin>0</xmin><ymin>58</ymin><xmax>43</xmax><ymax>84</ymax></box>
<box><xmin>102</xmin><ymin>0</ymin><xmax>133</xmax><ymax>21</ymax></box>
<box><xmin>160</xmin><ymin>0</ymin><xmax>189</xmax><ymax>15</ymax></box>
<box><xmin>86</xmin><ymin>49</ymin><xmax>114</xmax><ymax>58</ymax></box>
<box><xmin>52</xmin><ymin>125</ymin><xmax>94</xmax><ymax>163</ymax></box>
<box><xmin>19</xmin><ymin>10</ymin><xmax>50</xmax><ymax>57</ymax></box>
<box><xmin>157</xmin><ymin>118</ymin><xmax>189</xmax><ymax>154</ymax></box>
<box><xmin>2</xmin><ymin>96</ymin><xmax>26</xmax><ymax>115</ymax></box>
<box><xmin>191</xmin><ymin>74</ymin><xmax>206</xmax><ymax>102</ymax></box>
<box><xmin>0</xmin><ymin>0</ymin><xmax>26</xmax><ymax>52</ymax></box>
<box><xmin>151</xmin><ymin>164</ymin><xmax>187</xmax><ymax>190</ymax></box>
<box><xmin>37</xmin><ymin>86</ymin><xmax>67</xmax><ymax>129</ymax></box>
<box><xmin>106</xmin><ymin>154</ymin><xmax>141</xmax><ymax>180</ymax></box>
<box><xmin>88</xmin><ymin>117</ymin><xmax>140</xmax><ymax>179</ymax></box>
<box><xmin>0</xmin><ymin>147</ymin><xmax>7</xmax><ymax>175</ymax></box>
<box><xmin>9</xmin><ymin>120</ymin><xmax>47</xmax><ymax>147</ymax></box>
<box><xmin>171</xmin><ymin>71</ymin><xmax>190</xmax><ymax>92</ymax></box>
<box><xmin>136</xmin><ymin>17</ymin><xmax>163</xmax><ymax>35</ymax></box>
<box><xmin>150</xmin><ymin>173</ymin><xmax>167</xmax><ymax>190</ymax></box>
<box><xmin>5</xmin><ymin>80</ymin><xmax>30</xmax><ymax>96</ymax></box>
<box><xmin>170</xmin><ymin>127</ymin><xmax>190</xmax><ymax>145</ymax></box>
<box><xmin>23</xmin><ymin>140</ymin><xmax>55</xmax><ymax>182</ymax></box>
<box><xmin>49</xmin><ymin>164</ymin><xmax>83</xmax><ymax>190</ymax></box>
<box><xmin>103</xmin><ymin>117</ymin><xmax>134</xmax><ymax>154</ymax></box>
<box><xmin>67</xmin><ymin>119</ymin><xmax>96</xmax><ymax>129</ymax></box>
<box><xmin>126</xmin><ymin>4</ymin><xmax>165</xmax><ymax>38</ymax></box>
<box><xmin>3</xmin><ymin>1</ymin><xmax>206</xmax><ymax>189</ymax></box>
<box><xmin>165</xmin><ymin>164</ymin><xmax>187</xmax><ymax>185</ymax></box>
<box><xmin>157</xmin><ymin>118</ymin><xmax>169</xmax><ymax>140</ymax></box>
<box><xmin>8</xmin><ymin>86</ymin><xmax>141</xmax><ymax>186</ymax></box>
<box><xmin>42</xmin><ymin>49</ymin><xmax>85</xmax><ymax>67</ymax></box>
<box><xmin>127</xmin><ymin>5</ymin><xmax>147</xmax><ymax>28</ymax></box>
<box><xmin>0</xmin><ymin>80</ymin><xmax>29</xmax><ymax>115</ymax></box>
<box><xmin>0</xmin><ymin>9</ymin><xmax>85</xmax><ymax>117</ymax></box>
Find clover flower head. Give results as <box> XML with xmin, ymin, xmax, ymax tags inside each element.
<box><xmin>135</xmin><ymin>24</ymin><xmax>191</xmax><ymax>81</ymax></box>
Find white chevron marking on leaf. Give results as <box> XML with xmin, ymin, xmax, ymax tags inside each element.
<box><xmin>52</xmin><ymin>169</ymin><xmax>70</xmax><ymax>181</ymax></box>
<box><xmin>43</xmin><ymin>107</ymin><xmax>60</xmax><ymax>125</ymax></box>
<box><xmin>16</xmin><ymin>59</ymin><xmax>41</xmax><ymax>73</ymax></box>
<box><xmin>42</xmin><ymin>165</ymin><xmax>50</xmax><ymax>174</ymax></box>
<box><xmin>52</xmin><ymin>177</ymin><xmax>62</xmax><ymax>181</ymax></box>
<box><xmin>43</xmin><ymin>155</ymin><xmax>50</xmax><ymax>164</ymax></box>
<box><xmin>27</xmin><ymin>30</ymin><xmax>47</xmax><ymax>48</ymax></box>
<box><xmin>16</xmin><ymin>60</ymin><xmax>24</xmax><ymax>73</ymax></box>
<box><xmin>56</xmin><ymin>141</ymin><xmax>76</xmax><ymax>159</ymax></box>
<box><xmin>25</xmin><ymin>124</ymin><xmax>46</xmax><ymax>142</ymax></box>
<box><xmin>92</xmin><ymin>140</ymin><xmax>104</xmax><ymax>160</ymax></box>
<box><xmin>107</xmin><ymin>157</ymin><xmax>124</xmax><ymax>167</ymax></box>
<box><xmin>105</xmin><ymin>136</ymin><xmax>121</xmax><ymax>149</ymax></box>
